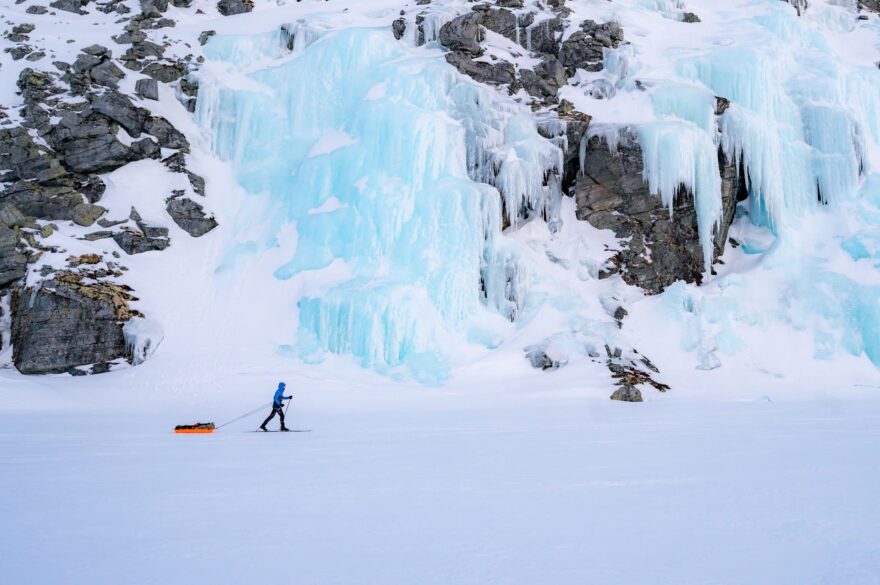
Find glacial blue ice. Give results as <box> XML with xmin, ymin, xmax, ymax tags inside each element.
<box><xmin>632</xmin><ymin>1</ymin><xmax>880</xmax><ymax>368</ymax></box>
<box><xmin>198</xmin><ymin>27</ymin><xmax>561</xmax><ymax>381</ymax></box>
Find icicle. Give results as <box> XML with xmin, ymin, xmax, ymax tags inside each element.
<box><xmin>198</xmin><ymin>27</ymin><xmax>562</xmax><ymax>381</ymax></box>
<box><xmin>123</xmin><ymin>318</ymin><xmax>164</xmax><ymax>366</ymax></box>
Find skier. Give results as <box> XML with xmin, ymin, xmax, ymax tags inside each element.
<box><xmin>260</xmin><ymin>382</ymin><xmax>292</xmax><ymax>432</ymax></box>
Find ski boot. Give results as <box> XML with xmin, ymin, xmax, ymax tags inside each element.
<box><xmin>259</xmin><ymin>425</ymin><xmax>268</xmax><ymax>432</ymax></box>
<box><xmin>280</xmin><ymin>426</ymin><xmax>290</xmax><ymax>432</ymax></box>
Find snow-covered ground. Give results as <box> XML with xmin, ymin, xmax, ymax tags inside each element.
<box><xmin>3</xmin><ymin>0</ymin><xmax>880</xmax><ymax>582</ymax></box>
<box><xmin>2</xmin><ymin>375</ymin><xmax>879</xmax><ymax>584</ymax></box>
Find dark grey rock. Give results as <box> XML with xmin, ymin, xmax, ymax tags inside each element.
<box><xmin>0</xmin><ymin>224</ymin><xmax>27</xmax><ymax>287</ymax></box>
<box><xmin>0</xmin><ymin>205</ymin><xmax>28</xmax><ymax>228</ymax></box>
<box><xmin>1</xmin><ymin>180</ymin><xmax>84</xmax><ymax>221</ymax></box>
<box><xmin>559</xmin><ymin>20</ymin><xmax>623</xmax><ymax>75</ymax></box>
<box><xmin>392</xmin><ymin>18</ymin><xmax>406</xmax><ymax>40</ymax></box>
<box><xmin>187</xmin><ymin>172</ymin><xmax>206</xmax><ymax>197</ymax></box>
<box><xmin>89</xmin><ymin>91</ymin><xmax>148</xmax><ymax>136</ymax></box>
<box><xmin>52</xmin><ymin>126</ymin><xmax>135</xmax><ymax>174</ymax></box>
<box><xmin>574</xmin><ymin>127</ymin><xmax>740</xmax><ymax>293</ymax></box>
<box><xmin>71</xmin><ymin>203</ymin><xmax>106</xmax><ymax>226</ymax></box>
<box><xmin>445</xmin><ymin>50</ymin><xmax>515</xmax><ymax>87</ymax></box>
<box><xmin>198</xmin><ymin>30</ymin><xmax>216</xmax><ymax>45</ymax></box>
<box><xmin>129</xmin><ymin>137</ymin><xmax>161</xmax><ymax>159</ymax></box>
<box><xmin>439</xmin><ymin>12</ymin><xmax>484</xmax><ymax>56</ymax></box>
<box><xmin>521</xmin><ymin>15</ymin><xmax>565</xmax><ymax>55</ymax></box>
<box><xmin>135</xmin><ymin>77</ymin><xmax>159</xmax><ymax>100</ymax></box>
<box><xmin>139</xmin><ymin>0</ymin><xmax>167</xmax><ymax>17</ymax></box>
<box><xmin>166</xmin><ymin>197</ymin><xmax>218</xmax><ymax>237</ymax></box>
<box><xmin>217</xmin><ymin>0</ymin><xmax>253</xmax><ymax>15</ymax></box>
<box><xmin>90</xmin><ymin>60</ymin><xmax>125</xmax><ymax>88</ymax></box>
<box><xmin>82</xmin><ymin>44</ymin><xmax>110</xmax><ymax>57</ymax></box>
<box><xmin>472</xmin><ymin>4</ymin><xmax>518</xmax><ymax>41</ymax></box>
<box><xmin>123</xmin><ymin>40</ymin><xmax>165</xmax><ymax>60</ymax></box>
<box><xmin>49</xmin><ymin>0</ymin><xmax>86</xmax><ymax>14</ymax></box>
<box><xmin>13</xmin><ymin>23</ymin><xmax>36</xmax><ymax>35</ymax></box>
<box><xmin>26</xmin><ymin>5</ymin><xmax>49</xmax><ymax>14</ymax></box>
<box><xmin>113</xmin><ymin>31</ymin><xmax>147</xmax><ymax>44</ymax></box>
<box><xmin>73</xmin><ymin>52</ymin><xmax>103</xmax><ymax>74</ymax></box>
<box><xmin>11</xmin><ymin>275</ymin><xmax>139</xmax><ymax>374</ymax></box>
<box><xmin>683</xmin><ymin>12</ymin><xmax>701</xmax><ymax>23</ymax></box>
<box><xmin>144</xmin><ymin>117</ymin><xmax>189</xmax><ymax>150</ymax></box>
<box><xmin>140</xmin><ymin>61</ymin><xmax>184</xmax><ymax>82</ymax></box>
<box><xmin>113</xmin><ymin>229</ymin><xmax>169</xmax><ymax>254</ymax></box>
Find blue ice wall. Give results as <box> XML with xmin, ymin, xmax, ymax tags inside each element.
<box><xmin>642</xmin><ymin>2</ymin><xmax>880</xmax><ymax>367</ymax></box>
<box><xmin>198</xmin><ymin>27</ymin><xmax>559</xmax><ymax>381</ymax></box>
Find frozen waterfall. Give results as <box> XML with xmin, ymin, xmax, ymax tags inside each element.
<box><xmin>197</xmin><ymin>27</ymin><xmax>561</xmax><ymax>381</ymax></box>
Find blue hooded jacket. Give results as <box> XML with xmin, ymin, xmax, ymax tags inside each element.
<box><xmin>273</xmin><ymin>382</ymin><xmax>290</xmax><ymax>407</ymax></box>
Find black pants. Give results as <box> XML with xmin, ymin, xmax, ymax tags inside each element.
<box><xmin>261</xmin><ymin>404</ymin><xmax>286</xmax><ymax>429</ymax></box>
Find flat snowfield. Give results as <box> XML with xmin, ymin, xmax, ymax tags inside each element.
<box><xmin>2</xmin><ymin>388</ymin><xmax>879</xmax><ymax>584</ymax></box>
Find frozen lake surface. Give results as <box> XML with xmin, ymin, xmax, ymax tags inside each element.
<box><xmin>2</xmin><ymin>390</ymin><xmax>878</xmax><ymax>585</ymax></box>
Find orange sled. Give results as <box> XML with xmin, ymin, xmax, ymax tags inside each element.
<box><xmin>175</xmin><ymin>423</ymin><xmax>216</xmax><ymax>434</ymax></box>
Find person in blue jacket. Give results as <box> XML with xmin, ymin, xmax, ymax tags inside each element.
<box><xmin>260</xmin><ymin>382</ymin><xmax>292</xmax><ymax>432</ymax></box>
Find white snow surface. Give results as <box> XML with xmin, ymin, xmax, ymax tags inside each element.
<box><xmin>2</xmin><ymin>0</ymin><xmax>880</xmax><ymax>582</ymax></box>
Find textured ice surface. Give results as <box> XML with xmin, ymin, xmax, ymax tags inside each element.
<box><xmin>198</xmin><ymin>27</ymin><xmax>560</xmax><ymax>381</ymax></box>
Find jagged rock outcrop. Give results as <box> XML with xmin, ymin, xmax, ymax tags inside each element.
<box><xmin>11</xmin><ymin>270</ymin><xmax>140</xmax><ymax>374</ymax></box>
<box><xmin>0</xmin><ymin>223</ymin><xmax>28</xmax><ymax>287</ymax></box>
<box><xmin>558</xmin><ymin>20</ymin><xmax>623</xmax><ymax>76</ymax></box>
<box><xmin>217</xmin><ymin>0</ymin><xmax>253</xmax><ymax>16</ymax></box>
<box><xmin>574</xmin><ymin>127</ymin><xmax>742</xmax><ymax>294</ymax></box>
<box><xmin>1</xmin><ymin>19</ymin><xmax>205</xmax><ymax>375</ymax></box>
<box><xmin>439</xmin><ymin>13</ymin><xmax>484</xmax><ymax>56</ymax></box>
<box><xmin>166</xmin><ymin>196</ymin><xmax>218</xmax><ymax>237</ymax></box>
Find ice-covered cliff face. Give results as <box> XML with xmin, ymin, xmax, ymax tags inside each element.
<box><xmin>188</xmin><ymin>0</ymin><xmax>880</xmax><ymax>387</ymax></box>
<box><xmin>575</xmin><ymin>0</ymin><xmax>880</xmax><ymax>374</ymax></box>
<box><xmin>197</xmin><ymin>26</ymin><xmax>563</xmax><ymax>382</ymax></box>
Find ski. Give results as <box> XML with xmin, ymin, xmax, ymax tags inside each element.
<box><xmin>252</xmin><ymin>430</ymin><xmax>312</xmax><ymax>433</ymax></box>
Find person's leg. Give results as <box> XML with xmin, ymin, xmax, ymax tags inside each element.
<box><xmin>260</xmin><ymin>407</ymin><xmax>277</xmax><ymax>430</ymax></box>
<box><xmin>278</xmin><ymin>407</ymin><xmax>288</xmax><ymax>431</ymax></box>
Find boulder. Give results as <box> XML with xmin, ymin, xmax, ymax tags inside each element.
<box><xmin>439</xmin><ymin>13</ymin><xmax>484</xmax><ymax>56</ymax></box>
<box><xmin>113</xmin><ymin>229</ymin><xmax>170</xmax><ymax>254</ymax></box>
<box><xmin>610</xmin><ymin>385</ymin><xmax>643</xmax><ymax>402</ymax></box>
<box><xmin>89</xmin><ymin>60</ymin><xmax>125</xmax><ymax>88</ymax></box>
<box><xmin>521</xmin><ymin>15</ymin><xmax>565</xmax><ymax>55</ymax></box>
<box><xmin>11</xmin><ymin>273</ymin><xmax>140</xmax><ymax>374</ymax></box>
<box><xmin>139</xmin><ymin>0</ymin><xmax>167</xmax><ymax>17</ymax></box>
<box><xmin>89</xmin><ymin>91</ymin><xmax>148</xmax><ymax>137</ymax></box>
<box><xmin>166</xmin><ymin>197</ymin><xmax>218</xmax><ymax>237</ymax></box>
<box><xmin>71</xmin><ymin>203</ymin><xmax>106</xmax><ymax>227</ymax></box>
<box><xmin>0</xmin><ymin>224</ymin><xmax>27</xmax><ymax>287</ymax></box>
<box><xmin>472</xmin><ymin>4</ymin><xmax>518</xmax><ymax>41</ymax></box>
<box><xmin>144</xmin><ymin>117</ymin><xmax>189</xmax><ymax>150</ymax></box>
<box><xmin>217</xmin><ymin>0</ymin><xmax>253</xmax><ymax>16</ymax></box>
<box><xmin>140</xmin><ymin>61</ymin><xmax>184</xmax><ymax>82</ymax></box>
<box><xmin>135</xmin><ymin>78</ymin><xmax>159</xmax><ymax>100</ymax></box>
<box><xmin>558</xmin><ymin>20</ymin><xmax>623</xmax><ymax>75</ymax></box>
<box><xmin>49</xmin><ymin>0</ymin><xmax>87</xmax><ymax>14</ymax></box>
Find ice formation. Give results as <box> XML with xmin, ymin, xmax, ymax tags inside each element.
<box><xmin>629</xmin><ymin>0</ymin><xmax>880</xmax><ymax>367</ymax></box>
<box><xmin>198</xmin><ymin>27</ymin><xmax>561</xmax><ymax>381</ymax></box>
<box><xmin>123</xmin><ymin>318</ymin><xmax>165</xmax><ymax>366</ymax></box>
